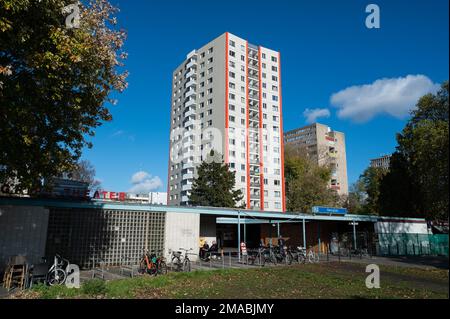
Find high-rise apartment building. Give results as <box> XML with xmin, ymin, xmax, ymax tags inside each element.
<box><xmin>167</xmin><ymin>32</ymin><xmax>285</xmax><ymax>212</ymax></box>
<box><xmin>284</xmin><ymin>123</ymin><xmax>348</xmax><ymax>196</ymax></box>
<box><xmin>370</xmin><ymin>155</ymin><xmax>391</xmax><ymax>169</ymax></box>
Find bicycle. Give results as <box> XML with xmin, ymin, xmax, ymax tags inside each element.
<box><xmin>307</xmin><ymin>247</ymin><xmax>320</xmax><ymax>263</ymax></box>
<box><xmin>139</xmin><ymin>249</ymin><xmax>158</xmax><ymax>276</ymax></box>
<box><xmin>155</xmin><ymin>251</ymin><xmax>168</xmax><ymax>275</ymax></box>
<box><xmin>283</xmin><ymin>246</ymin><xmax>294</xmax><ymax>265</ymax></box>
<box><xmin>47</xmin><ymin>254</ymin><xmax>70</xmax><ymax>286</ymax></box>
<box><xmin>293</xmin><ymin>247</ymin><xmax>307</xmax><ymax>264</ymax></box>
<box><xmin>171</xmin><ymin>248</ymin><xmax>192</xmax><ymax>272</ymax></box>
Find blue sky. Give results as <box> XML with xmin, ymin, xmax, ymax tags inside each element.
<box><xmin>82</xmin><ymin>0</ymin><xmax>449</xmax><ymax>193</ymax></box>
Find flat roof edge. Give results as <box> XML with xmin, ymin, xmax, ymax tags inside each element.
<box><xmin>0</xmin><ymin>197</ymin><xmax>426</xmax><ymax>222</ymax></box>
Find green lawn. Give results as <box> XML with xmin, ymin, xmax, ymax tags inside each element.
<box><xmin>12</xmin><ymin>262</ymin><xmax>449</xmax><ymax>299</ymax></box>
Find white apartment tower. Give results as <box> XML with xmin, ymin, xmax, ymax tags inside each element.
<box><xmin>167</xmin><ymin>32</ymin><xmax>285</xmax><ymax>212</ymax></box>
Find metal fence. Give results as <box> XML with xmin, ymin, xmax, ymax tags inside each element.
<box><xmin>330</xmin><ymin>232</ymin><xmax>448</xmax><ymax>257</ymax></box>
<box><xmin>376</xmin><ymin>233</ymin><xmax>448</xmax><ymax>257</ymax></box>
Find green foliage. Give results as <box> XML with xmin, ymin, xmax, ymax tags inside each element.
<box><xmin>0</xmin><ymin>0</ymin><xmax>127</xmax><ymax>192</ymax></box>
<box><xmin>189</xmin><ymin>150</ymin><xmax>244</xmax><ymax>208</ymax></box>
<box><xmin>345</xmin><ymin>179</ymin><xmax>367</xmax><ymax>214</ymax></box>
<box><xmin>284</xmin><ymin>145</ymin><xmax>339</xmax><ymax>213</ymax></box>
<box><xmin>31</xmin><ymin>282</ymin><xmax>78</xmax><ymax>299</ymax></box>
<box><xmin>81</xmin><ymin>279</ymin><xmax>107</xmax><ymax>296</ymax></box>
<box><xmin>379</xmin><ymin>82</ymin><xmax>449</xmax><ymax>220</ymax></box>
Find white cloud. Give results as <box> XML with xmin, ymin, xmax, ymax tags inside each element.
<box><xmin>111</xmin><ymin>130</ymin><xmax>124</xmax><ymax>137</ymax></box>
<box><xmin>128</xmin><ymin>171</ymin><xmax>163</xmax><ymax>194</ymax></box>
<box><xmin>330</xmin><ymin>75</ymin><xmax>440</xmax><ymax>123</ymax></box>
<box><xmin>303</xmin><ymin>108</ymin><xmax>331</xmax><ymax>124</ymax></box>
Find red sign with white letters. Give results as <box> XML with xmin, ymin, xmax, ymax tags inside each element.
<box><xmin>93</xmin><ymin>190</ymin><xmax>126</xmax><ymax>201</ymax></box>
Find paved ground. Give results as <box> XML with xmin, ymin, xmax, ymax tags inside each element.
<box><xmin>326</xmin><ymin>254</ymin><xmax>449</xmax><ymax>269</ymax></box>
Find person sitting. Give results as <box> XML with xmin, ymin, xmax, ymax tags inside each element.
<box><xmin>200</xmin><ymin>242</ymin><xmax>210</xmax><ymax>260</ymax></box>
<box><xmin>208</xmin><ymin>241</ymin><xmax>219</xmax><ymax>259</ymax></box>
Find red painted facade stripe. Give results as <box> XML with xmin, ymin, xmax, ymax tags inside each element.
<box><xmin>245</xmin><ymin>41</ymin><xmax>250</xmax><ymax>209</ymax></box>
<box><xmin>278</xmin><ymin>52</ymin><xmax>286</xmax><ymax>212</ymax></box>
<box><xmin>258</xmin><ymin>46</ymin><xmax>264</xmax><ymax>211</ymax></box>
<box><xmin>224</xmin><ymin>32</ymin><xmax>229</xmax><ymax>164</ymax></box>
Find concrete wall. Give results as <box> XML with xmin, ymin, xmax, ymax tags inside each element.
<box><xmin>164</xmin><ymin>211</ymin><xmax>200</xmax><ymax>261</ymax></box>
<box><xmin>0</xmin><ymin>205</ymin><xmax>49</xmax><ymax>269</ymax></box>
<box><xmin>375</xmin><ymin>221</ymin><xmax>428</xmax><ymax>234</ymax></box>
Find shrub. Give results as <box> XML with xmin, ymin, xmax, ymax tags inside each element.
<box><xmin>82</xmin><ymin>279</ymin><xmax>107</xmax><ymax>296</ymax></box>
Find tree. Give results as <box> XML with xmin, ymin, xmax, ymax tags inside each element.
<box><xmin>345</xmin><ymin>179</ymin><xmax>367</xmax><ymax>214</ymax></box>
<box><xmin>379</xmin><ymin>82</ymin><xmax>449</xmax><ymax>220</ymax></box>
<box><xmin>66</xmin><ymin>159</ymin><xmax>101</xmax><ymax>191</ymax></box>
<box><xmin>0</xmin><ymin>0</ymin><xmax>127</xmax><ymax>192</ymax></box>
<box><xmin>284</xmin><ymin>145</ymin><xmax>339</xmax><ymax>213</ymax></box>
<box><xmin>189</xmin><ymin>150</ymin><xmax>244</xmax><ymax>208</ymax></box>
<box><xmin>378</xmin><ymin>152</ymin><xmax>423</xmax><ymax>217</ymax></box>
<box><xmin>358</xmin><ymin>166</ymin><xmax>387</xmax><ymax>215</ymax></box>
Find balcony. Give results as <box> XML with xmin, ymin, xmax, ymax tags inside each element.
<box><xmin>183</xmin><ymin>108</ymin><xmax>196</xmax><ymax>118</ymax></box>
<box><xmin>184</xmin><ymin>98</ymin><xmax>196</xmax><ymax>108</ymax></box>
<box><xmin>328</xmin><ymin>152</ymin><xmax>338</xmax><ymax>158</ymax></box>
<box><xmin>183</xmin><ymin>173</ymin><xmax>194</xmax><ymax>180</ymax></box>
<box><xmin>185</xmin><ymin>68</ymin><xmax>196</xmax><ymax>79</ymax></box>
<box><xmin>186</xmin><ymin>59</ymin><xmax>197</xmax><ymax>69</ymax></box>
<box><xmin>183</xmin><ymin>162</ymin><xmax>195</xmax><ymax>169</ymax></box>
<box><xmin>185</xmin><ymin>88</ymin><xmax>196</xmax><ymax>99</ymax></box>
<box><xmin>185</xmin><ymin>78</ymin><xmax>197</xmax><ymax>88</ymax></box>
<box><xmin>250</xmin><ymin>181</ymin><xmax>260</xmax><ymax>188</ymax></box>
<box><xmin>249</xmin><ymin>169</ymin><xmax>260</xmax><ymax>176</ymax></box>
<box><xmin>182</xmin><ymin>184</ymin><xmax>193</xmax><ymax>191</ymax></box>
<box><xmin>184</xmin><ymin>119</ymin><xmax>196</xmax><ymax>129</ymax></box>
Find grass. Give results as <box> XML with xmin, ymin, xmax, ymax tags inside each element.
<box><xmin>13</xmin><ymin>262</ymin><xmax>449</xmax><ymax>299</ymax></box>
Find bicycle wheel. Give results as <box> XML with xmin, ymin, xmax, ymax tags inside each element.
<box><xmin>286</xmin><ymin>253</ymin><xmax>293</xmax><ymax>265</ymax></box>
<box><xmin>183</xmin><ymin>258</ymin><xmax>191</xmax><ymax>272</ymax></box>
<box><xmin>158</xmin><ymin>261</ymin><xmax>168</xmax><ymax>275</ymax></box>
<box><xmin>148</xmin><ymin>263</ymin><xmax>158</xmax><ymax>276</ymax></box>
<box><xmin>139</xmin><ymin>259</ymin><xmax>147</xmax><ymax>274</ymax></box>
<box><xmin>270</xmin><ymin>253</ymin><xmax>278</xmax><ymax>265</ymax></box>
<box><xmin>47</xmin><ymin>269</ymin><xmax>67</xmax><ymax>286</ymax></box>
<box><xmin>315</xmin><ymin>253</ymin><xmax>320</xmax><ymax>263</ymax></box>
<box><xmin>172</xmin><ymin>257</ymin><xmax>182</xmax><ymax>272</ymax></box>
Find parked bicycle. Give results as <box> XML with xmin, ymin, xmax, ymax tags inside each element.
<box><xmin>47</xmin><ymin>254</ymin><xmax>70</xmax><ymax>286</ymax></box>
<box><xmin>139</xmin><ymin>249</ymin><xmax>166</xmax><ymax>276</ymax></box>
<box><xmin>307</xmin><ymin>247</ymin><xmax>320</xmax><ymax>263</ymax></box>
<box><xmin>171</xmin><ymin>248</ymin><xmax>192</xmax><ymax>272</ymax></box>
<box><xmin>292</xmin><ymin>246</ymin><xmax>307</xmax><ymax>264</ymax></box>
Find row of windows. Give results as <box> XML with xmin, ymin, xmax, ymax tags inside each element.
<box><xmin>228</xmin><ymin>39</ymin><xmax>278</xmax><ymax>63</ymax></box>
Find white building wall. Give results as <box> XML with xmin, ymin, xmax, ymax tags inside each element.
<box><xmin>375</xmin><ymin>221</ymin><xmax>428</xmax><ymax>234</ymax></box>
<box><xmin>164</xmin><ymin>211</ymin><xmax>200</xmax><ymax>261</ymax></box>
